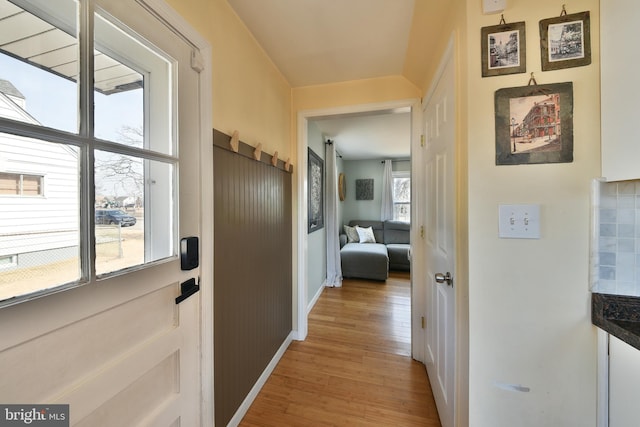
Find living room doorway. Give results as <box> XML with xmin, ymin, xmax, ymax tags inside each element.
<box><xmin>295</xmin><ymin>99</ymin><xmax>421</xmax><ymax>354</ymax></box>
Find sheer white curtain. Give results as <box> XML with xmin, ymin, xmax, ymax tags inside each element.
<box><xmin>325</xmin><ymin>142</ymin><xmax>342</xmax><ymax>287</ymax></box>
<box><xmin>381</xmin><ymin>159</ymin><xmax>393</xmax><ymax>221</ymax></box>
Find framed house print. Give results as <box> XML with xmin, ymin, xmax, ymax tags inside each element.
<box><xmin>495</xmin><ymin>82</ymin><xmax>574</xmax><ymax>165</ymax></box>
<box><xmin>539</xmin><ymin>11</ymin><xmax>591</xmax><ymax>71</ymax></box>
<box><xmin>481</xmin><ymin>21</ymin><xmax>526</xmax><ymax>77</ymax></box>
<box><xmin>307</xmin><ymin>148</ymin><xmax>324</xmax><ymax>233</ymax></box>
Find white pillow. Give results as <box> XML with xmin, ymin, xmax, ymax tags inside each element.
<box><xmin>356</xmin><ymin>226</ymin><xmax>376</xmax><ymax>243</ymax></box>
<box><xmin>344</xmin><ymin>225</ymin><xmax>360</xmax><ymax>243</ymax></box>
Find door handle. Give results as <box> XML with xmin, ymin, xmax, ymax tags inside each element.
<box><xmin>175</xmin><ymin>277</ymin><xmax>200</xmax><ymax>304</ymax></box>
<box><xmin>435</xmin><ymin>272</ymin><xmax>453</xmax><ymax>287</ymax></box>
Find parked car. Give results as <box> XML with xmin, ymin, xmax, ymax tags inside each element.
<box><xmin>95</xmin><ymin>209</ymin><xmax>137</xmax><ymax>227</ymax></box>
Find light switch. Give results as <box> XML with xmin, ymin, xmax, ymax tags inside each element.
<box><xmin>483</xmin><ymin>0</ymin><xmax>506</xmax><ymax>14</ymax></box>
<box><xmin>498</xmin><ymin>204</ymin><xmax>540</xmax><ymax>239</ymax></box>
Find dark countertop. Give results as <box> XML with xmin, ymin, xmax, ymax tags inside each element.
<box><xmin>592</xmin><ymin>293</ymin><xmax>640</xmax><ymax>351</ymax></box>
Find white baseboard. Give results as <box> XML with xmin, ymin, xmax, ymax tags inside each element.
<box><xmin>307</xmin><ymin>281</ymin><xmax>326</xmax><ymax>315</ymax></box>
<box><xmin>226</xmin><ymin>332</ymin><xmax>293</xmax><ymax>426</ymax></box>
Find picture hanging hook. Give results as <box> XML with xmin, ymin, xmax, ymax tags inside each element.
<box><xmin>528</xmin><ymin>72</ymin><xmax>538</xmax><ymax>86</ymax></box>
<box><xmin>560</xmin><ymin>4</ymin><xmax>567</xmax><ymax>16</ymax></box>
<box><xmin>499</xmin><ymin>14</ymin><xmax>506</xmax><ymax>25</ymax></box>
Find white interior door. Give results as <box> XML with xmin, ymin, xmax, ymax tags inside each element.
<box><xmin>423</xmin><ymin>51</ymin><xmax>455</xmax><ymax>427</ymax></box>
<box><xmin>0</xmin><ymin>1</ymin><xmax>203</xmax><ymax>425</ymax></box>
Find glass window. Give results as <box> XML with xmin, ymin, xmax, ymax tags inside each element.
<box><xmin>0</xmin><ymin>0</ymin><xmax>177</xmax><ymax>306</ymax></box>
<box><xmin>0</xmin><ymin>173</ymin><xmax>43</xmax><ymax>196</ymax></box>
<box><xmin>392</xmin><ymin>171</ymin><xmax>410</xmax><ymax>222</ymax></box>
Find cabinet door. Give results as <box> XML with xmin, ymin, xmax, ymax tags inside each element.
<box><xmin>609</xmin><ymin>335</ymin><xmax>640</xmax><ymax>427</ymax></box>
<box><xmin>601</xmin><ymin>0</ymin><xmax>640</xmax><ymax>181</ymax></box>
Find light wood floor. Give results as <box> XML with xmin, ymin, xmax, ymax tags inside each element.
<box><xmin>240</xmin><ymin>271</ymin><xmax>442</xmax><ymax>426</ymax></box>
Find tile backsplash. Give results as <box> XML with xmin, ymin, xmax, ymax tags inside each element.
<box><xmin>591</xmin><ymin>179</ymin><xmax>640</xmax><ymax>296</ymax></box>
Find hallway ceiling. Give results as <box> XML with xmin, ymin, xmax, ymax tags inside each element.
<box><xmin>227</xmin><ymin>0</ymin><xmax>415</xmax><ymax>87</ymax></box>
<box><xmin>227</xmin><ymin>0</ymin><xmax>439</xmax><ymax>160</ymax></box>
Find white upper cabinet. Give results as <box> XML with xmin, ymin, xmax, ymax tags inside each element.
<box><xmin>601</xmin><ymin>0</ymin><xmax>640</xmax><ymax>181</ymax></box>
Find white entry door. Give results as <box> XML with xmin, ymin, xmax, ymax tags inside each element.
<box><xmin>423</xmin><ymin>49</ymin><xmax>456</xmax><ymax>427</ymax></box>
<box><xmin>0</xmin><ymin>0</ymin><xmax>203</xmax><ymax>425</ymax></box>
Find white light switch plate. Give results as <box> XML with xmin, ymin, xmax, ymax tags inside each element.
<box><xmin>499</xmin><ymin>204</ymin><xmax>540</xmax><ymax>239</ymax></box>
<box><xmin>483</xmin><ymin>0</ymin><xmax>506</xmax><ymax>14</ymax></box>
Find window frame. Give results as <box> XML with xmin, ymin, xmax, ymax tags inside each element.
<box><xmin>0</xmin><ymin>0</ymin><xmax>180</xmax><ymax>306</ymax></box>
<box><xmin>392</xmin><ymin>170</ymin><xmax>411</xmax><ymax>222</ymax></box>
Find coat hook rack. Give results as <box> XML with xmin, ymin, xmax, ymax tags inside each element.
<box><xmin>271</xmin><ymin>151</ymin><xmax>278</xmax><ymax>166</ymax></box>
<box><xmin>285</xmin><ymin>158</ymin><xmax>291</xmax><ymax>172</ymax></box>
<box><xmin>230</xmin><ymin>130</ymin><xmax>239</xmax><ymax>153</ymax></box>
<box><xmin>253</xmin><ymin>143</ymin><xmax>262</xmax><ymax>161</ymax></box>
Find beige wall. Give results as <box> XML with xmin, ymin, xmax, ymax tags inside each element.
<box><xmin>465</xmin><ymin>1</ymin><xmax>600</xmax><ymax>426</ymax></box>
<box><xmin>165</xmin><ymin>0</ymin><xmax>292</xmax><ymax>159</ymax></box>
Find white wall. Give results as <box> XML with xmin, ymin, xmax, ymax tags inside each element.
<box><xmin>466</xmin><ymin>0</ymin><xmax>600</xmax><ymax>425</ymax></box>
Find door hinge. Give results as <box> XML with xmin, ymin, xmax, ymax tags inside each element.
<box><xmin>421</xmin><ymin>316</ymin><xmax>425</xmax><ymax>329</ymax></box>
<box><xmin>420</xmin><ymin>225</ymin><xmax>425</xmax><ymax>238</ymax></box>
<box><xmin>420</xmin><ymin>134</ymin><xmax>425</xmax><ymax>147</ymax></box>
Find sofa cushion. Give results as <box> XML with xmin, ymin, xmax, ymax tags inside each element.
<box><xmin>356</xmin><ymin>226</ymin><xmax>376</xmax><ymax>243</ymax></box>
<box><xmin>340</xmin><ymin>242</ymin><xmax>388</xmax><ymax>281</ymax></box>
<box><xmin>349</xmin><ymin>220</ymin><xmax>384</xmax><ymax>243</ymax></box>
<box><xmin>343</xmin><ymin>225</ymin><xmax>360</xmax><ymax>243</ymax></box>
<box><xmin>387</xmin><ymin>243</ymin><xmax>410</xmax><ymax>271</ymax></box>
<box><xmin>383</xmin><ymin>220</ymin><xmax>410</xmax><ymax>244</ymax></box>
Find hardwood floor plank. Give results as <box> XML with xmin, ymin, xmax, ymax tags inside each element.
<box><xmin>239</xmin><ymin>274</ymin><xmax>442</xmax><ymax>426</ymax></box>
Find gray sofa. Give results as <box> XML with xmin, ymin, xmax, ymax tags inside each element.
<box><xmin>339</xmin><ymin>220</ymin><xmax>410</xmax><ymax>281</ymax></box>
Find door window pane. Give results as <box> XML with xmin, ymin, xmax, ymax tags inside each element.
<box><xmin>94</xmin><ymin>12</ymin><xmax>174</xmax><ymax>155</ymax></box>
<box><xmin>95</xmin><ymin>152</ymin><xmax>174</xmax><ymax>276</ymax></box>
<box><xmin>0</xmin><ymin>0</ymin><xmax>79</xmax><ymax>133</ymax></box>
<box><xmin>0</xmin><ymin>134</ymin><xmax>80</xmax><ymax>301</ymax></box>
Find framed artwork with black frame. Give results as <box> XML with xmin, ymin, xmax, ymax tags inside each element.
<box><xmin>307</xmin><ymin>148</ymin><xmax>324</xmax><ymax>233</ymax></box>
<box><xmin>539</xmin><ymin>11</ymin><xmax>591</xmax><ymax>71</ymax></box>
<box><xmin>481</xmin><ymin>21</ymin><xmax>526</xmax><ymax>77</ymax></box>
<box><xmin>495</xmin><ymin>82</ymin><xmax>574</xmax><ymax>165</ymax></box>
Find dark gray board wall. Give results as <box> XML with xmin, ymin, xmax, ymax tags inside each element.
<box><xmin>213</xmin><ymin>129</ymin><xmax>292</xmax><ymax>426</ymax></box>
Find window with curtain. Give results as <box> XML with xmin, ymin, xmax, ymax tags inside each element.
<box><xmin>392</xmin><ymin>171</ymin><xmax>410</xmax><ymax>222</ymax></box>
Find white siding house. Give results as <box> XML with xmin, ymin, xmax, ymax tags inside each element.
<box><xmin>0</xmin><ymin>79</ymin><xmax>79</xmax><ymax>273</ymax></box>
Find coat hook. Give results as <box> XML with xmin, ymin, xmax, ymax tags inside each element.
<box><xmin>271</xmin><ymin>151</ymin><xmax>279</xmax><ymax>166</ymax></box>
<box><xmin>285</xmin><ymin>158</ymin><xmax>291</xmax><ymax>172</ymax></box>
<box><xmin>253</xmin><ymin>143</ymin><xmax>262</xmax><ymax>161</ymax></box>
<box><xmin>230</xmin><ymin>130</ymin><xmax>239</xmax><ymax>152</ymax></box>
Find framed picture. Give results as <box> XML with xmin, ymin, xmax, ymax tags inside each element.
<box><xmin>539</xmin><ymin>11</ymin><xmax>591</xmax><ymax>71</ymax></box>
<box><xmin>495</xmin><ymin>82</ymin><xmax>573</xmax><ymax>165</ymax></box>
<box><xmin>355</xmin><ymin>179</ymin><xmax>374</xmax><ymax>200</ymax></box>
<box><xmin>307</xmin><ymin>148</ymin><xmax>324</xmax><ymax>233</ymax></box>
<box><xmin>481</xmin><ymin>21</ymin><xmax>526</xmax><ymax>77</ymax></box>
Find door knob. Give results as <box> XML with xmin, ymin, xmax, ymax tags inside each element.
<box><xmin>435</xmin><ymin>272</ymin><xmax>453</xmax><ymax>287</ymax></box>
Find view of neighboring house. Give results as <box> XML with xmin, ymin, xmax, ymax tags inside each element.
<box><xmin>0</xmin><ymin>79</ymin><xmax>79</xmax><ymax>276</ymax></box>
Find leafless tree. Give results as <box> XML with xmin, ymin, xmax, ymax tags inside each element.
<box><xmin>95</xmin><ymin>126</ymin><xmax>144</xmax><ymax>203</ymax></box>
